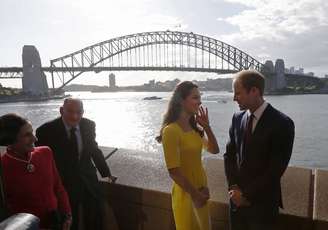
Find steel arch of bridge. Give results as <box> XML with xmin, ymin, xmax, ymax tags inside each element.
<box><xmin>50</xmin><ymin>31</ymin><xmax>264</xmax><ymax>90</ymax></box>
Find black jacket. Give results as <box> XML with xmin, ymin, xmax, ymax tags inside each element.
<box><xmin>35</xmin><ymin>117</ymin><xmax>110</xmax><ymax>203</ymax></box>
<box><xmin>224</xmin><ymin>104</ymin><xmax>295</xmax><ymax>208</ymax></box>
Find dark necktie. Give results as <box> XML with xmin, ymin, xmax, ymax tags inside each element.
<box><xmin>240</xmin><ymin>114</ymin><xmax>254</xmax><ymax>166</ymax></box>
<box><xmin>245</xmin><ymin>113</ymin><xmax>254</xmax><ymax>143</ymax></box>
<box><xmin>243</xmin><ymin>113</ymin><xmax>254</xmax><ymax>154</ymax></box>
<box><xmin>70</xmin><ymin>127</ymin><xmax>79</xmax><ymax>160</ymax></box>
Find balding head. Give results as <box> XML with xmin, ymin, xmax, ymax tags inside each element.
<box><xmin>60</xmin><ymin>98</ymin><xmax>84</xmax><ymax>127</ymax></box>
<box><xmin>63</xmin><ymin>98</ymin><xmax>83</xmax><ymax>109</ymax></box>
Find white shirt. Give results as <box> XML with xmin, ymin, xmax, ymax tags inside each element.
<box><xmin>247</xmin><ymin>101</ymin><xmax>268</xmax><ymax>133</ymax></box>
<box><xmin>62</xmin><ymin>119</ymin><xmax>83</xmax><ymax>157</ymax></box>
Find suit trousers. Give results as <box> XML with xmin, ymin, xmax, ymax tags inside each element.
<box><xmin>70</xmin><ymin>189</ymin><xmax>105</xmax><ymax>230</ymax></box>
<box><xmin>229</xmin><ymin>200</ymin><xmax>279</xmax><ymax>230</ymax></box>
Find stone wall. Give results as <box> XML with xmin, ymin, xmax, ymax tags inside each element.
<box><xmin>99</xmin><ymin>146</ymin><xmax>328</xmax><ymax>230</ymax></box>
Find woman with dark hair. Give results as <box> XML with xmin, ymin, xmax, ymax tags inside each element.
<box><xmin>157</xmin><ymin>81</ymin><xmax>220</xmax><ymax>230</ymax></box>
<box><xmin>0</xmin><ymin>113</ymin><xmax>72</xmax><ymax>229</ymax></box>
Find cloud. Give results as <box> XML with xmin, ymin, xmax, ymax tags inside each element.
<box><xmin>216</xmin><ymin>0</ymin><xmax>328</xmax><ymax>76</ymax></box>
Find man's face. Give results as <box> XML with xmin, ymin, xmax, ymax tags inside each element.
<box><xmin>60</xmin><ymin>100</ymin><xmax>84</xmax><ymax>127</ymax></box>
<box><xmin>233</xmin><ymin>80</ymin><xmax>253</xmax><ymax>111</ymax></box>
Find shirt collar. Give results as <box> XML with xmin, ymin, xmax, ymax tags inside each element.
<box><xmin>62</xmin><ymin>117</ymin><xmax>80</xmax><ymax>132</ymax></box>
<box><xmin>247</xmin><ymin>101</ymin><xmax>268</xmax><ymax>120</ymax></box>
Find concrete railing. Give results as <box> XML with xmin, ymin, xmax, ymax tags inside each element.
<box><xmin>99</xmin><ymin>146</ymin><xmax>328</xmax><ymax>230</ymax></box>
<box><xmin>1</xmin><ymin>146</ymin><xmax>327</xmax><ymax>229</ymax></box>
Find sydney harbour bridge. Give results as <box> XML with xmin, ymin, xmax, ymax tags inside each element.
<box><xmin>0</xmin><ymin>31</ymin><xmax>280</xmax><ymax>94</ymax></box>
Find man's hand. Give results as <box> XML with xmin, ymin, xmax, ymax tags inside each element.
<box><xmin>62</xmin><ymin>215</ymin><xmax>72</xmax><ymax>230</ymax></box>
<box><xmin>229</xmin><ymin>189</ymin><xmax>251</xmax><ymax>207</ymax></box>
<box><xmin>229</xmin><ymin>189</ymin><xmax>243</xmax><ymax>207</ymax></box>
<box><xmin>108</xmin><ymin>175</ymin><xmax>117</xmax><ymax>184</ymax></box>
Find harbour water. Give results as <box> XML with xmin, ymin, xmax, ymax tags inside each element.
<box><xmin>0</xmin><ymin>91</ymin><xmax>327</xmax><ymax>169</ymax></box>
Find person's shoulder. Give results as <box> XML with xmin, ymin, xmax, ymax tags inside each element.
<box><xmin>269</xmin><ymin>105</ymin><xmax>294</xmax><ymax>127</ymax></box>
<box><xmin>32</xmin><ymin>146</ymin><xmax>54</xmax><ymax>158</ymax></box>
<box><xmin>232</xmin><ymin>110</ymin><xmax>247</xmax><ymax>121</ymax></box>
<box><xmin>33</xmin><ymin>146</ymin><xmax>52</xmax><ymax>153</ymax></box>
<box><xmin>234</xmin><ymin>110</ymin><xmax>246</xmax><ymax>117</ymax></box>
<box><xmin>37</xmin><ymin>117</ymin><xmax>61</xmax><ymax>131</ymax></box>
<box><xmin>81</xmin><ymin>117</ymin><xmax>95</xmax><ymax>127</ymax></box>
<box><xmin>163</xmin><ymin>123</ymin><xmax>181</xmax><ymax>135</ymax></box>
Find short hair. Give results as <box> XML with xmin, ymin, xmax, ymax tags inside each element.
<box><xmin>0</xmin><ymin>114</ymin><xmax>28</xmax><ymax>146</ymax></box>
<box><xmin>235</xmin><ymin>70</ymin><xmax>265</xmax><ymax>96</ymax></box>
<box><xmin>63</xmin><ymin>98</ymin><xmax>83</xmax><ymax>109</ymax></box>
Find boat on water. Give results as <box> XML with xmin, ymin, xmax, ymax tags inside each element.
<box><xmin>143</xmin><ymin>96</ymin><xmax>162</xmax><ymax>100</ymax></box>
<box><xmin>217</xmin><ymin>99</ymin><xmax>227</xmax><ymax>104</ymax></box>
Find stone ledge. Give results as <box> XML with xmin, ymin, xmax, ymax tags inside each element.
<box><xmin>313</xmin><ymin>169</ymin><xmax>328</xmax><ymax>230</ymax></box>
<box><xmin>100</xmin><ymin>147</ymin><xmax>322</xmax><ymax>229</ymax></box>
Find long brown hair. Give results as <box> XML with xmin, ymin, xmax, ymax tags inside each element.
<box><xmin>156</xmin><ymin>81</ymin><xmax>203</xmax><ymax>143</ymax></box>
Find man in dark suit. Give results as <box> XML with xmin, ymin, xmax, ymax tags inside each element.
<box><xmin>36</xmin><ymin>98</ymin><xmax>116</xmax><ymax>230</ymax></box>
<box><xmin>224</xmin><ymin>70</ymin><xmax>295</xmax><ymax>230</ymax></box>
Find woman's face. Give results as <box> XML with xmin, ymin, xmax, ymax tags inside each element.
<box><xmin>181</xmin><ymin>87</ymin><xmax>202</xmax><ymax>115</ymax></box>
<box><xmin>13</xmin><ymin>123</ymin><xmax>36</xmax><ymax>153</ymax></box>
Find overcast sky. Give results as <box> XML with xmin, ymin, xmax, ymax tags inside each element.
<box><xmin>1</xmin><ymin>0</ymin><xmax>327</xmax><ymax>87</ymax></box>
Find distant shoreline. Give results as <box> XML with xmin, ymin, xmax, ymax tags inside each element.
<box><xmin>0</xmin><ymin>94</ymin><xmax>69</xmax><ymax>104</ymax></box>
<box><xmin>0</xmin><ymin>87</ymin><xmax>327</xmax><ymax>104</ymax></box>
<box><xmin>70</xmin><ymin>88</ymin><xmax>328</xmax><ymax>96</ymax></box>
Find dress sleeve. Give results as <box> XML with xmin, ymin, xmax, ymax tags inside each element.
<box><xmin>162</xmin><ymin>125</ymin><xmax>180</xmax><ymax>169</ymax></box>
<box><xmin>47</xmin><ymin>148</ymin><xmax>71</xmax><ymax>214</ymax></box>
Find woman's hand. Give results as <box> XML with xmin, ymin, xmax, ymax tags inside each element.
<box><xmin>196</xmin><ymin>106</ymin><xmax>210</xmax><ymax>129</ymax></box>
<box><xmin>199</xmin><ymin>186</ymin><xmax>210</xmax><ymax>200</ymax></box>
<box><xmin>196</xmin><ymin>106</ymin><xmax>220</xmax><ymax>154</ymax></box>
<box><xmin>62</xmin><ymin>215</ymin><xmax>72</xmax><ymax>230</ymax></box>
<box><xmin>191</xmin><ymin>190</ymin><xmax>209</xmax><ymax>209</ymax></box>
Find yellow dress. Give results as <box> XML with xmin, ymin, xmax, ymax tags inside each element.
<box><xmin>162</xmin><ymin>123</ymin><xmax>211</xmax><ymax>230</ymax></box>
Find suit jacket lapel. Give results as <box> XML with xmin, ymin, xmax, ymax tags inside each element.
<box><xmin>79</xmin><ymin>120</ymin><xmax>87</xmax><ymax>159</ymax></box>
<box><xmin>56</xmin><ymin>118</ymin><xmax>70</xmax><ymax>144</ymax></box>
<box><xmin>251</xmin><ymin>104</ymin><xmax>272</xmax><ymax>138</ymax></box>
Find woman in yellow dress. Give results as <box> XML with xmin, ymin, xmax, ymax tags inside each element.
<box><xmin>156</xmin><ymin>81</ymin><xmax>220</xmax><ymax>230</ymax></box>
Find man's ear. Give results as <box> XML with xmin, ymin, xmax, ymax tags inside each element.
<box><xmin>60</xmin><ymin>106</ymin><xmax>64</xmax><ymax>116</ymax></box>
<box><xmin>250</xmin><ymin>86</ymin><xmax>259</xmax><ymax>95</ymax></box>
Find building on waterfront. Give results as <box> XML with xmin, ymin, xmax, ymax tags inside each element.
<box><xmin>295</xmin><ymin>68</ymin><xmax>304</xmax><ymax>75</ymax></box>
<box><xmin>262</xmin><ymin>59</ymin><xmax>287</xmax><ymax>92</ymax></box>
<box><xmin>306</xmin><ymin>72</ymin><xmax>315</xmax><ymax>77</ymax></box>
<box><xmin>149</xmin><ymin>80</ymin><xmax>155</xmax><ymax>88</ymax></box>
<box><xmin>109</xmin><ymin>73</ymin><xmax>116</xmax><ymax>88</ymax></box>
<box><xmin>285</xmin><ymin>65</ymin><xmax>317</xmax><ymax>77</ymax></box>
<box><xmin>275</xmin><ymin>59</ymin><xmax>287</xmax><ymax>89</ymax></box>
<box><xmin>22</xmin><ymin>45</ymin><xmax>48</xmax><ymax>95</ymax></box>
<box><xmin>262</xmin><ymin>60</ymin><xmax>276</xmax><ymax>91</ymax></box>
